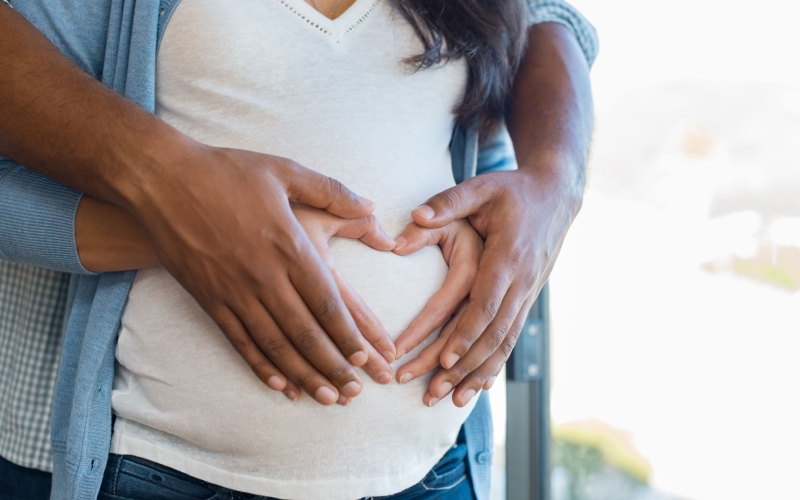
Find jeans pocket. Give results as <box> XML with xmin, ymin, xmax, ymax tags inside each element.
<box><xmin>101</xmin><ymin>455</ymin><xmax>215</xmax><ymax>500</ymax></box>
<box><xmin>420</xmin><ymin>443</ymin><xmax>469</xmax><ymax>491</ymax></box>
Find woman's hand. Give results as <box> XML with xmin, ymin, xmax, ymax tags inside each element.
<box><xmin>287</xmin><ymin>203</ymin><xmax>398</xmax><ymax>405</ymax></box>
<box><xmin>390</xmin><ymin>219</ymin><xmax>484</xmax><ymax>401</ymax></box>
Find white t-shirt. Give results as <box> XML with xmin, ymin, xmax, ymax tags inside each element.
<box><xmin>109</xmin><ymin>0</ymin><xmax>477</xmax><ymax>498</ymax></box>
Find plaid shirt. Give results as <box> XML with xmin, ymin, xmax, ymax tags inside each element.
<box><xmin>0</xmin><ymin>261</ymin><xmax>69</xmax><ymax>472</ymax></box>
<box><xmin>0</xmin><ymin>0</ymin><xmax>596</xmax><ymax>477</ymax></box>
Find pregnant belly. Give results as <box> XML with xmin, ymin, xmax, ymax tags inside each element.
<box><xmin>111</xmin><ymin>239</ymin><xmax>477</xmax><ymax>490</ymax></box>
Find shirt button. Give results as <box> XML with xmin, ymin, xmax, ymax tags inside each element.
<box><xmin>476</xmin><ymin>451</ymin><xmax>492</xmax><ymax>465</ymax></box>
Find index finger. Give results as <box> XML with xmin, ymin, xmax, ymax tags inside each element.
<box><xmin>437</xmin><ymin>240</ymin><xmax>516</xmax><ymax>369</ymax></box>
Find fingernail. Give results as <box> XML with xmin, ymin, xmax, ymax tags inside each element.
<box><xmin>460</xmin><ymin>389</ymin><xmax>477</xmax><ymax>406</ymax></box>
<box><xmin>427</xmin><ymin>397</ymin><xmax>440</xmax><ymax>407</ymax></box>
<box><xmin>437</xmin><ymin>381</ymin><xmax>453</xmax><ymax>398</ymax></box>
<box><xmin>267</xmin><ymin>376</ymin><xmax>285</xmax><ymax>391</ymax></box>
<box><xmin>394</xmin><ymin>237</ymin><xmax>407</xmax><ymax>251</ymax></box>
<box><xmin>413</xmin><ymin>205</ymin><xmax>435</xmax><ymax>220</ymax></box>
<box><xmin>378</xmin><ymin>372</ymin><xmax>393</xmax><ymax>384</ymax></box>
<box><xmin>443</xmin><ymin>353</ymin><xmax>460</xmax><ymax>369</ymax></box>
<box><xmin>360</xmin><ymin>197</ymin><xmax>375</xmax><ymax>209</ymax></box>
<box><xmin>398</xmin><ymin>373</ymin><xmax>413</xmax><ymax>384</ymax></box>
<box><xmin>341</xmin><ymin>381</ymin><xmax>362</xmax><ymax>397</ymax></box>
<box><xmin>485</xmin><ymin>376</ymin><xmax>497</xmax><ymax>390</ymax></box>
<box><xmin>337</xmin><ymin>394</ymin><xmax>352</xmax><ymax>406</ymax></box>
<box><xmin>315</xmin><ymin>386</ymin><xmax>337</xmax><ymax>405</ymax></box>
<box><xmin>395</xmin><ymin>349</ymin><xmax>407</xmax><ymax>360</ymax></box>
<box><xmin>382</xmin><ymin>351</ymin><xmax>395</xmax><ymax>363</ymax></box>
<box><xmin>348</xmin><ymin>351</ymin><xmax>368</xmax><ymax>366</ymax></box>
<box><xmin>285</xmin><ymin>389</ymin><xmax>299</xmax><ymax>401</ymax></box>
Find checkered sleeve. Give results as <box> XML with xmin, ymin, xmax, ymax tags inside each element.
<box><xmin>0</xmin><ymin>261</ymin><xmax>69</xmax><ymax>472</ymax></box>
<box><xmin>526</xmin><ymin>0</ymin><xmax>599</xmax><ymax>68</ymax></box>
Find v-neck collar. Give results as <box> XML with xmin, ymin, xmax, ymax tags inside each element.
<box><xmin>277</xmin><ymin>0</ymin><xmax>381</xmax><ymax>42</ymax></box>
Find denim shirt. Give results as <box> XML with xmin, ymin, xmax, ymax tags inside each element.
<box><xmin>0</xmin><ymin>1</ymin><xmax>596</xmax><ymax>498</ymax></box>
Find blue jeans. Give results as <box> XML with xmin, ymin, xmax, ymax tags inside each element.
<box><xmin>0</xmin><ymin>455</ymin><xmax>52</xmax><ymax>500</ymax></box>
<box><xmin>99</xmin><ymin>435</ymin><xmax>475</xmax><ymax>500</ymax></box>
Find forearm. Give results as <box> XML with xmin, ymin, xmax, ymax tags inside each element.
<box><xmin>506</xmin><ymin>22</ymin><xmax>593</xmax><ymax>210</ymax></box>
<box><xmin>0</xmin><ymin>4</ymin><xmax>186</xmax><ymax>211</ymax></box>
<box><xmin>75</xmin><ymin>197</ymin><xmax>160</xmax><ymax>272</ymax></box>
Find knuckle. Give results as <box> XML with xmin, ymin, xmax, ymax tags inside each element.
<box><xmin>439</xmin><ymin>188</ymin><xmax>462</xmax><ymax>210</ymax></box>
<box><xmin>349</xmin><ymin>307</ymin><xmax>371</xmax><ymax>328</ymax></box>
<box><xmin>501</xmin><ymin>336</ymin><xmax>517</xmax><ymax>359</ymax></box>
<box><xmin>325</xmin><ymin>176</ymin><xmax>349</xmax><ymax>200</ymax></box>
<box><xmin>227</xmin><ymin>337</ymin><xmax>249</xmax><ymax>354</ymax></box>
<box><xmin>454</xmin><ymin>336</ymin><xmax>474</xmax><ymax>355</ymax></box>
<box><xmin>520</xmin><ymin>271</ymin><xmax>537</xmax><ymax>291</ymax></box>
<box><xmin>507</xmin><ymin>244</ymin><xmax>526</xmax><ymax>267</ymax></box>
<box><xmin>274</xmin><ymin>231</ymin><xmax>306</xmax><ymax>261</ymax></box>
<box><xmin>362</xmin><ymin>357</ymin><xmax>381</xmax><ymax>373</ymax></box>
<box><xmin>262</xmin><ymin>339</ymin><xmax>287</xmax><ymax>360</ymax></box>
<box><xmin>326</xmin><ymin>366</ymin><xmax>350</xmax><ymax>383</ymax></box>
<box><xmin>249</xmin><ymin>359</ymin><xmax>270</xmax><ymax>373</ymax></box>
<box><xmin>481</xmin><ymin>296</ymin><xmax>501</xmax><ymax>320</ymax></box>
<box><xmin>453</xmin><ymin>366</ymin><xmax>471</xmax><ymax>381</ymax></box>
<box><xmin>293</xmin><ymin>329</ymin><xmax>321</xmax><ymax>352</ymax></box>
<box><xmin>297</xmin><ymin>371</ymin><xmax>317</xmax><ymax>390</ymax></box>
<box><xmin>315</xmin><ymin>297</ymin><xmax>341</xmax><ymax>322</ymax></box>
<box><xmin>488</xmin><ymin>328</ymin><xmax>507</xmax><ymax>351</ymax></box>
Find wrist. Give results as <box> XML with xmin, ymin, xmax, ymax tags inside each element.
<box><xmin>105</xmin><ymin>121</ymin><xmax>200</xmax><ymax>217</ymax></box>
<box><xmin>515</xmin><ymin>151</ymin><xmax>585</xmax><ymax>216</ymax></box>
<box><xmin>75</xmin><ymin>196</ymin><xmax>160</xmax><ymax>272</ymax></box>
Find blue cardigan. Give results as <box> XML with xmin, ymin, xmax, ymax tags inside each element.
<box><xmin>0</xmin><ymin>1</ymin><xmax>597</xmax><ymax>498</ymax></box>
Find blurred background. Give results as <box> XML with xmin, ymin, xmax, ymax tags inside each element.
<box><xmin>491</xmin><ymin>0</ymin><xmax>800</xmax><ymax>498</ymax></box>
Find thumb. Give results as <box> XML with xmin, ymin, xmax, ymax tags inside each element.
<box><xmin>411</xmin><ymin>177</ymin><xmax>485</xmax><ymax>228</ymax></box>
<box><xmin>335</xmin><ymin>215</ymin><xmax>397</xmax><ymax>251</ymax></box>
<box><xmin>283</xmin><ymin>162</ymin><xmax>375</xmax><ymax>219</ymax></box>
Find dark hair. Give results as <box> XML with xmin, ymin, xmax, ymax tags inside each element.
<box><xmin>391</xmin><ymin>0</ymin><xmax>528</xmax><ymax>136</ymax></box>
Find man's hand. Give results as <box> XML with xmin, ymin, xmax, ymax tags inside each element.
<box><xmin>404</xmin><ymin>22</ymin><xmax>593</xmax><ymax>407</ymax></box>
<box><xmin>75</xmin><ymin>194</ymin><xmax>398</xmax><ymax>407</ymax></box>
<box><xmin>134</xmin><ymin>144</ymin><xmax>393</xmax><ymax>406</ymax></box>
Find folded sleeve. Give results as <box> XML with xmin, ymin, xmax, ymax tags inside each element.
<box><xmin>526</xmin><ymin>0</ymin><xmax>599</xmax><ymax>68</ymax></box>
<box><xmin>0</xmin><ymin>160</ymin><xmax>94</xmax><ymax>274</ymax></box>
<box><xmin>476</xmin><ymin>123</ymin><xmax>518</xmax><ymax>175</ymax></box>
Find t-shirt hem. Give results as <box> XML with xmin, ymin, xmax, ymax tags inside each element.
<box><xmin>110</xmin><ymin>419</ymin><xmax>445</xmax><ymax>500</ymax></box>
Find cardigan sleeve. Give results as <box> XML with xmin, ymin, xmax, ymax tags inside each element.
<box><xmin>0</xmin><ymin>160</ymin><xmax>94</xmax><ymax>274</ymax></box>
<box><xmin>526</xmin><ymin>0</ymin><xmax>599</xmax><ymax>68</ymax></box>
<box><xmin>0</xmin><ymin>2</ymin><xmax>116</xmax><ymax>274</ymax></box>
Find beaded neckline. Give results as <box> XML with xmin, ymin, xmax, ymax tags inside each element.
<box><xmin>276</xmin><ymin>0</ymin><xmax>381</xmax><ymax>43</ymax></box>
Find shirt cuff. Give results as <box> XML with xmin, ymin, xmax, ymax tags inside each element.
<box><xmin>0</xmin><ymin>163</ymin><xmax>94</xmax><ymax>274</ymax></box>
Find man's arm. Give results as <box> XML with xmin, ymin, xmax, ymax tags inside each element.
<box><xmin>401</xmin><ymin>21</ymin><xmax>594</xmax><ymax>406</ymax></box>
<box><xmin>0</xmin><ymin>3</ymin><xmax>395</xmax><ymax>405</ymax></box>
